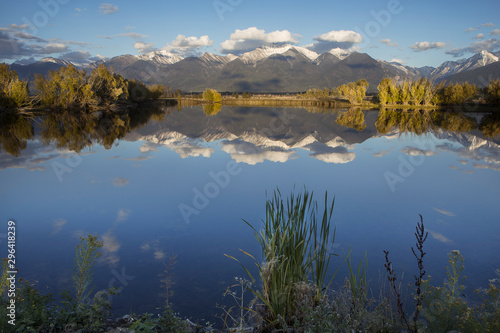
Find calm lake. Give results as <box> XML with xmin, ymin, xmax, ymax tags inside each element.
<box><xmin>1</xmin><ymin>104</ymin><xmax>499</xmax><ymax>324</ymax></box>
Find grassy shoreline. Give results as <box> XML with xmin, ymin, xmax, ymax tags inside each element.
<box><xmin>178</xmin><ymin>95</ymin><xmax>500</xmax><ymax>113</ymax></box>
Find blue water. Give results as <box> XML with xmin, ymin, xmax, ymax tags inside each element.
<box><xmin>1</xmin><ymin>106</ymin><xmax>499</xmax><ymax>324</ymax></box>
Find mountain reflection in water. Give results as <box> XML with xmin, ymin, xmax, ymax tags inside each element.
<box><xmin>0</xmin><ymin>105</ymin><xmax>499</xmax><ymax>323</ymax></box>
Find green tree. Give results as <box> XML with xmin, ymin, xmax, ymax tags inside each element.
<box><xmin>377</xmin><ymin>78</ymin><xmax>393</xmax><ymax>105</ymax></box>
<box><xmin>202</xmin><ymin>88</ymin><xmax>222</xmax><ymax>103</ymax></box>
<box><xmin>400</xmin><ymin>80</ymin><xmax>411</xmax><ymax>105</ymax></box>
<box><xmin>73</xmin><ymin>235</ymin><xmax>103</xmax><ymax>306</ymax></box>
<box><xmin>0</xmin><ymin>113</ymin><xmax>34</xmax><ymax>156</ymax></box>
<box><xmin>421</xmin><ymin>78</ymin><xmax>436</xmax><ymax>106</ymax></box>
<box><xmin>203</xmin><ymin>103</ymin><xmax>222</xmax><ymax>116</ymax></box>
<box><xmin>89</xmin><ymin>64</ymin><xmax>128</xmax><ymax>105</ymax></box>
<box><xmin>486</xmin><ymin>79</ymin><xmax>500</xmax><ymax>105</ymax></box>
<box><xmin>336</xmin><ymin>108</ymin><xmax>366</xmax><ymax>131</ymax></box>
<box><xmin>355</xmin><ymin>79</ymin><xmax>369</xmax><ymax>104</ymax></box>
<box><xmin>323</xmin><ymin>87</ymin><xmax>330</xmax><ymax>97</ymax></box>
<box><xmin>35</xmin><ymin>64</ymin><xmax>94</xmax><ymax>109</ymax></box>
<box><xmin>0</xmin><ymin>63</ymin><xmax>30</xmax><ymax>108</ymax></box>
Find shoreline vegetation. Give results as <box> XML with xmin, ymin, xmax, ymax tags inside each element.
<box><xmin>1</xmin><ymin>63</ymin><xmax>500</xmax><ymax>116</ymax></box>
<box><xmin>2</xmin><ymin>104</ymin><xmax>500</xmax><ymax>158</ymax></box>
<box><xmin>1</xmin><ymin>189</ymin><xmax>499</xmax><ymax>332</ymax></box>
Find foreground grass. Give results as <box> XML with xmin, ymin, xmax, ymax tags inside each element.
<box><xmin>1</xmin><ymin>189</ymin><xmax>499</xmax><ymax>332</ymax></box>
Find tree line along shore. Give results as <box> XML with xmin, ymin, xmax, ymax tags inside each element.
<box><xmin>1</xmin><ymin>63</ymin><xmax>500</xmax><ymax>113</ymax></box>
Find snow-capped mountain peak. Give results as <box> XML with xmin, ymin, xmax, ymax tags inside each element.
<box><xmin>327</xmin><ymin>48</ymin><xmax>351</xmax><ymax>60</ymax></box>
<box><xmin>431</xmin><ymin>50</ymin><xmax>499</xmax><ymax>79</ymax></box>
<box><xmin>470</xmin><ymin>50</ymin><xmax>498</xmax><ymax>67</ymax></box>
<box><xmin>198</xmin><ymin>52</ymin><xmax>238</xmax><ymax>68</ymax></box>
<box><xmin>225</xmin><ymin>53</ymin><xmax>238</xmax><ymax>62</ymax></box>
<box><xmin>39</xmin><ymin>57</ymin><xmax>72</xmax><ymax>66</ymax></box>
<box><xmin>137</xmin><ymin>50</ymin><xmax>184</xmax><ymax>65</ymax></box>
<box><xmin>239</xmin><ymin>44</ymin><xmax>319</xmax><ymax>64</ymax></box>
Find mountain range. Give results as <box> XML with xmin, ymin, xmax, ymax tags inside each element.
<box><xmin>9</xmin><ymin>45</ymin><xmax>500</xmax><ymax>93</ymax></box>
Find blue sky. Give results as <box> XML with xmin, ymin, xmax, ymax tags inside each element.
<box><xmin>0</xmin><ymin>0</ymin><xmax>499</xmax><ymax>67</ymax></box>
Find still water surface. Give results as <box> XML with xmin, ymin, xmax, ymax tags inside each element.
<box><xmin>1</xmin><ymin>105</ymin><xmax>499</xmax><ymax>322</ymax></box>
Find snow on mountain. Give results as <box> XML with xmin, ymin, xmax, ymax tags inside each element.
<box><xmin>461</xmin><ymin>50</ymin><xmax>498</xmax><ymax>69</ymax></box>
<box><xmin>373</xmin><ymin>58</ymin><xmax>435</xmax><ymax>79</ymax></box>
<box><xmin>199</xmin><ymin>52</ymin><xmax>237</xmax><ymax>67</ymax></box>
<box><xmin>432</xmin><ymin>50</ymin><xmax>499</xmax><ymax>80</ymax></box>
<box><xmin>225</xmin><ymin>54</ymin><xmax>238</xmax><ymax>62</ymax></box>
<box><xmin>39</xmin><ymin>57</ymin><xmax>72</xmax><ymax>66</ymax></box>
<box><xmin>381</xmin><ymin>60</ymin><xmax>412</xmax><ymax>75</ymax></box>
<box><xmin>239</xmin><ymin>44</ymin><xmax>319</xmax><ymax>64</ymax></box>
<box><xmin>327</xmin><ymin>48</ymin><xmax>351</xmax><ymax>61</ymax></box>
<box><xmin>137</xmin><ymin>50</ymin><xmax>184</xmax><ymax>65</ymax></box>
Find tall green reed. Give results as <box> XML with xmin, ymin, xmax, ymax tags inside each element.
<box><xmin>227</xmin><ymin>187</ymin><xmax>336</xmax><ymax>328</ymax></box>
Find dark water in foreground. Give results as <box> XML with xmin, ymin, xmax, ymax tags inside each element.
<box><xmin>1</xmin><ymin>106</ymin><xmax>499</xmax><ymax>323</ymax></box>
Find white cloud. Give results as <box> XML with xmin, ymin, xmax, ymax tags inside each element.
<box><xmin>9</xmin><ymin>24</ymin><xmax>30</xmax><ymax>30</ymax></box>
<box><xmin>112</xmin><ymin>177</ymin><xmax>129</xmax><ymax>187</ymax></box>
<box><xmin>305</xmin><ymin>142</ymin><xmax>356</xmax><ymax>164</ymax></box>
<box><xmin>373</xmin><ymin>150</ymin><xmax>391</xmax><ymax>157</ymax></box>
<box><xmin>116</xmin><ymin>209</ymin><xmax>131</xmax><ymax>222</ymax></box>
<box><xmin>428</xmin><ymin>230</ymin><xmax>453</xmax><ymax>244</ymax></box>
<box><xmin>220</xmin><ymin>27</ymin><xmax>299</xmax><ymax>54</ymax></box>
<box><xmin>472</xmin><ymin>163</ymin><xmax>500</xmax><ymax>172</ymax></box>
<box><xmin>90</xmin><ymin>54</ymin><xmax>108</xmax><ymax>61</ymax></box>
<box><xmin>154</xmin><ymin>250</ymin><xmax>166</xmax><ymax>260</ymax></box>
<box><xmin>490</xmin><ymin>29</ymin><xmax>500</xmax><ymax>36</ymax></box>
<box><xmin>474</xmin><ymin>33</ymin><xmax>485</xmax><ymax>40</ymax></box>
<box><xmin>445</xmin><ymin>38</ymin><xmax>500</xmax><ymax>57</ymax></box>
<box><xmin>13</xmin><ymin>31</ymin><xmax>45</xmax><ymax>42</ymax></box>
<box><xmin>134</xmin><ymin>41</ymin><xmax>155</xmax><ymax>54</ymax></box>
<box><xmin>155</xmin><ymin>136</ymin><xmax>213</xmax><ymax>159</ymax></box>
<box><xmin>229</xmin><ymin>27</ymin><xmax>298</xmax><ymax>43</ymax></box>
<box><xmin>100</xmin><ymin>230</ymin><xmax>121</xmax><ymax>265</ymax></box>
<box><xmin>315</xmin><ymin>30</ymin><xmax>362</xmax><ymax>44</ymax></box>
<box><xmin>52</xmin><ymin>218</ymin><xmax>67</xmax><ymax>235</ymax></box>
<box><xmin>410</xmin><ymin>41</ymin><xmax>447</xmax><ymax>52</ymax></box>
<box><xmin>307</xmin><ymin>30</ymin><xmax>362</xmax><ymax>54</ymax></box>
<box><xmin>61</xmin><ymin>50</ymin><xmax>90</xmax><ymax>60</ymax></box>
<box><xmin>390</xmin><ymin>58</ymin><xmax>405</xmax><ymax>64</ymax></box>
<box><xmin>221</xmin><ymin>140</ymin><xmax>296</xmax><ymax>165</ymax></box>
<box><xmin>122</xmin><ymin>155</ymin><xmax>155</xmax><ymax>162</ymax></box>
<box><xmin>37</xmin><ymin>43</ymin><xmax>68</xmax><ymax>54</ymax></box>
<box><xmin>465</xmin><ymin>27</ymin><xmax>476</xmax><ymax>32</ymax></box>
<box><xmin>140</xmin><ymin>142</ymin><xmax>159</xmax><ymax>153</ymax></box>
<box><xmin>481</xmin><ymin>22</ymin><xmax>495</xmax><ymax>27</ymax></box>
<box><xmin>401</xmin><ymin>147</ymin><xmax>435</xmax><ymax>156</ymax></box>
<box><xmin>171</xmin><ymin>34</ymin><xmax>212</xmax><ymax>47</ymax></box>
<box><xmin>163</xmin><ymin>34</ymin><xmax>213</xmax><ymax>55</ymax></box>
<box><xmin>311</xmin><ymin>151</ymin><xmax>356</xmax><ymax>164</ymax></box>
<box><xmin>74</xmin><ymin>8</ymin><xmax>87</xmax><ymax>15</ymax></box>
<box><xmin>380</xmin><ymin>39</ymin><xmax>399</xmax><ymax>47</ymax></box>
<box><xmin>99</xmin><ymin>3</ymin><xmax>119</xmax><ymax>14</ymax></box>
<box><xmin>433</xmin><ymin>207</ymin><xmax>456</xmax><ymax>216</ymax></box>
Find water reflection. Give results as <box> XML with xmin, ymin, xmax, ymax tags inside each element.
<box><xmin>0</xmin><ymin>113</ymin><xmax>34</xmax><ymax>157</ymax></box>
<box><xmin>336</xmin><ymin>107</ymin><xmax>366</xmax><ymax>131</ymax></box>
<box><xmin>375</xmin><ymin>108</ymin><xmax>479</xmax><ymax>135</ymax></box>
<box><xmin>1</xmin><ymin>105</ymin><xmax>499</xmax><ymax>324</ymax></box>
<box><xmin>2</xmin><ymin>106</ymin><xmax>499</xmax><ymax>171</ymax></box>
<box><xmin>0</xmin><ymin>102</ymin><xmax>172</xmax><ymax>156</ymax></box>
